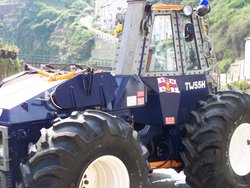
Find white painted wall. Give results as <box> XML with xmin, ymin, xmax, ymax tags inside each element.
<box><xmin>241</xmin><ymin>38</ymin><xmax>250</xmax><ymax>80</ymax></box>
<box><xmin>99</xmin><ymin>0</ymin><xmax>127</xmax><ymax>28</ymax></box>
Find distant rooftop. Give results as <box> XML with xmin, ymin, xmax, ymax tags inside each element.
<box><xmin>231</xmin><ymin>59</ymin><xmax>244</xmax><ymax>66</ymax></box>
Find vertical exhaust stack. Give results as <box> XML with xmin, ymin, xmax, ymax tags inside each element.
<box><xmin>115</xmin><ymin>0</ymin><xmax>147</xmax><ymax>75</ymax></box>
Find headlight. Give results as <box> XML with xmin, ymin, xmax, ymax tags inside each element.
<box><xmin>0</xmin><ymin>126</ymin><xmax>9</xmax><ymax>171</ymax></box>
<box><xmin>183</xmin><ymin>5</ymin><xmax>193</xmax><ymax>16</ymax></box>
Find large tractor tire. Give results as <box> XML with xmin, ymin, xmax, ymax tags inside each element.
<box><xmin>20</xmin><ymin>110</ymin><xmax>150</xmax><ymax>188</ymax></box>
<box><xmin>181</xmin><ymin>91</ymin><xmax>250</xmax><ymax>188</ymax></box>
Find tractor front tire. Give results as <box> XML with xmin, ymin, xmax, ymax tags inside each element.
<box><xmin>20</xmin><ymin>110</ymin><xmax>150</xmax><ymax>188</ymax></box>
<box><xmin>181</xmin><ymin>91</ymin><xmax>250</xmax><ymax>188</ymax></box>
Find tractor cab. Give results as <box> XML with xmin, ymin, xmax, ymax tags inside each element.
<box><xmin>139</xmin><ymin>4</ymin><xmax>213</xmax><ymax>126</ymax></box>
<box><xmin>115</xmin><ymin>3</ymin><xmax>214</xmax><ymax>126</ymax></box>
<box><xmin>141</xmin><ymin>4</ymin><xmax>209</xmax><ymax>77</ymax></box>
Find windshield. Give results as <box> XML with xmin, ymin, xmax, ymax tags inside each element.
<box><xmin>146</xmin><ymin>15</ymin><xmax>177</xmax><ymax>72</ymax></box>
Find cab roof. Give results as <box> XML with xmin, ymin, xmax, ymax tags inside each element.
<box><xmin>152</xmin><ymin>4</ymin><xmax>184</xmax><ymax>10</ymax></box>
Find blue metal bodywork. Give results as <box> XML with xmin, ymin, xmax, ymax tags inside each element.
<box><xmin>0</xmin><ymin>69</ymin><xmax>210</xmax><ymax>187</ymax></box>
<box><xmin>0</xmin><ymin>74</ymin><xmax>65</xmax><ymax>186</ymax></box>
<box><xmin>136</xmin><ymin>75</ymin><xmax>209</xmax><ymax>163</ymax></box>
<box><xmin>0</xmin><ymin>3</ymin><xmax>213</xmax><ymax>186</ymax></box>
<box><xmin>0</xmin><ymin>66</ymin><xmax>212</xmax><ymax>186</ymax></box>
<box><xmin>113</xmin><ymin>75</ymin><xmax>146</xmax><ymax>110</ymax></box>
<box><xmin>132</xmin><ymin>75</ymin><xmax>209</xmax><ymax>125</ymax></box>
<box><xmin>53</xmin><ymin>73</ymin><xmax>117</xmax><ymax>109</ymax></box>
<box><xmin>0</xmin><ymin>72</ymin><xmax>118</xmax><ymax>187</ymax></box>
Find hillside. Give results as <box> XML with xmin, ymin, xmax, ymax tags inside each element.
<box><xmin>0</xmin><ymin>0</ymin><xmax>94</xmax><ymax>64</ymax></box>
<box><xmin>1</xmin><ymin>0</ymin><xmax>250</xmax><ymax>72</ymax></box>
<box><xmin>0</xmin><ymin>0</ymin><xmax>26</xmax><ymax>24</ymax></box>
<box><xmin>209</xmin><ymin>0</ymin><xmax>250</xmax><ymax>73</ymax></box>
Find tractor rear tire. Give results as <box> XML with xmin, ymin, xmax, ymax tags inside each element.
<box><xmin>20</xmin><ymin>110</ymin><xmax>150</xmax><ymax>188</ymax></box>
<box><xmin>181</xmin><ymin>91</ymin><xmax>250</xmax><ymax>188</ymax></box>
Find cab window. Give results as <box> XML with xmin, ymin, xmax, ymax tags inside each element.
<box><xmin>146</xmin><ymin>15</ymin><xmax>177</xmax><ymax>72</ymax></box>
<box><xmin>181</xmin><ymin>16</ymin><xmax>201</xmax><ymax>71</ymax></box>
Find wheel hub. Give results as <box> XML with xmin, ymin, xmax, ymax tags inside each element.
<box><xmin>229</xmin><ymin>123</ymin><xmax>250</xmax><ymax>176</ymax></box>
<box><xmin>78</xmin><ymin>155</ymin><xmax>130</xmax><ymax>188</ymax></box>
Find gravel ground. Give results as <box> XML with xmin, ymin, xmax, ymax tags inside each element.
<box><xmin>150</xmin><ymin>169</ymin><xmax>190</xmax><ymax>188</ymax></box>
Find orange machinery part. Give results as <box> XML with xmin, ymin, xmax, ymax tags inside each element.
<box><xmin>150</xmin><ymin>160</ymin><xmax>182</xmax><ymax>169</ymax></box>
<box><xmin>48</xmin><ymin>72</ymin><xmax>76</xmax><ymax>82</ymax></box>
<box><xmin>152</xmin><ymin>4</ymin><xmax>184</xmax><ymax>10</ymax></box>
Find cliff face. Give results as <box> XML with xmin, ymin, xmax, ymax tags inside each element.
<box><xmin>0</xmin><ymin>0</ymin><xmax>26</xmax><ymax>25</ymax></box>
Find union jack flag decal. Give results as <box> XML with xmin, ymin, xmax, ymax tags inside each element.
<box><xmin>157</xmin><ymin>77</ymin><xmax>180</xmax><ymax>93</ymax></box>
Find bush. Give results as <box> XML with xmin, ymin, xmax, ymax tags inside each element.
<box><xmin>227</xmin><ymin>80</ymin><xmax>250</xmax><ymax>91</ymax></box>
<box><xmin>0</xmin><ymin>58</ymin><xmax>21</xmax><ymax>80</ymax></box>
<box><xmin>0</xmin><ymin>44</ymin><xmax>19</xmax><ymax>59</ymax></box>
<box><xmin>218</xmin><ymin>58</ymin><xmax>232</xmax><ymax>73</ymax></box>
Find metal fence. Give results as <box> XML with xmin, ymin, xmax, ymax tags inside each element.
<box><xmin>23</xmin><ymin>58</ymin><xmax>116</xmax><ymax>71</ymax></box>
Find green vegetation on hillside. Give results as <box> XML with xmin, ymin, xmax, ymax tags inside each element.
<box><xmin>1</xmin><ymin>0</ymin><xmax>94</xmax><ymax>64</ymax></box>
<box><xmin>0</xmin><ymin>42</ymin><xmax>21</xmax><ymax>79</ymax></box>
<box><xmin>1</xmin><ymin>0</ymin><xmax>249</xmax><ymax>72</ymax></box>
<box><xmin>227</xmin><ymin>80</ymin><xmax>250</xmax><ymax>92</ymax></box>
<box><xmin>181</xmin><ymin>0</ymin><xmax>250</xmax><ymax>73</ymax></box>
<box><xmin>0</xmin><ymin>58</ymin><xmax>21</xmax><ymax>80</ymax></box>
<box><xmin>209</xmin><ymin>0</ymin><xmax>250</xmax><ymax>73</ymax></box>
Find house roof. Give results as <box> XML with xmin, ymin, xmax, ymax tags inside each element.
<box><xmin>100</xmin><ymin>0</ymin><xmax>127</xmax><ymax>8</ymax></box>
<box><xmin>100</xmin><ymin>0</ymin><xmax>116</xmax><ymax>7</ymax></box>
<box><xmin>231</xmin><ymin>59</ymin><xmax>244</xmax><ymax>66</ymax></box>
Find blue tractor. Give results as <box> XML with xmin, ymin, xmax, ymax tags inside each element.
<box><xmin>0</xmin><ymin>1</ymin><xmax>250</xmax><ymax>188</ymax></box>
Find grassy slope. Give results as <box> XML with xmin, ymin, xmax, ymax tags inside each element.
<box><xmin>2</xmin><ymin>0</ymin><xmax>93</xmax><ymax>63</ymax></box>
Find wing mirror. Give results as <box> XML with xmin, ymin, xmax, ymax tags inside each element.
<box><xmin>196</xmin><ymin>4</ymin><xmax>211</xmax><ymax>17</ymax></box>
<box><xmin>185</xmin><ymin>23</ymin><xmax>194</xmax><ymax>42</ymax></box>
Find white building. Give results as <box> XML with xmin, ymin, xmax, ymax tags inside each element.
<box><xmin>226</xmin><ymin>37</ymin><xmax>250</xmax><ymax>84</ymax></box>
<box><xmin>95</xmin><ymin>0</ymin><xmax>127</xmax><ymax>29</ymax></box>
<box><xmin>227</xmin><ymin>60</ymin><xmax>243</xmax><ymax>82</ymax></box>
<box><xmin>240</xmin><ymin>37</ymin><xmax>250</xmax><ymax>82</ymax></box>
<box><xmin>95</xmin><ymin>0</ymin><xmax>107</xmax><ymax>17</ymax></box>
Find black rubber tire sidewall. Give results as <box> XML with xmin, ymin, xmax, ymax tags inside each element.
<box><xmin>181</xmin><ymin>91</ymin><xmax>250</xmax><ymax>188</ymax></box>
<box><xmin>21</xmin><ymin>110</ymin><xmax>150</xmax><ymax>188</ymax></box>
